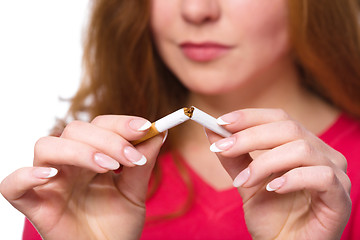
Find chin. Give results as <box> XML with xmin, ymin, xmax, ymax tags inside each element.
<box><xmin>180</xmin><ymin>78</ymin><xmax>240</xmax><ymax>96</ymax></box>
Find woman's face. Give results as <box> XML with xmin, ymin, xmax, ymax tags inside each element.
<box><xmin>151</xmin><ymin>0</ymin><xmax>290</xmax><ymax>95</ymax></box>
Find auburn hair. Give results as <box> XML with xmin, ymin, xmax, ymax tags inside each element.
<box><xmin>59</xmin><ymin>0</ymin><xmax>360</xmax><ymax>220</ymax></box>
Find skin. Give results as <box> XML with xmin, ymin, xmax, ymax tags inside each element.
<box><xmin>0</xmin><ymin>0</ymin><xmax>351</xmax><ymax>239</ymax></box>
<box><xmin>1</xmin><ymin>116</ymin><xmax>166</xmax><ymax>239</ymax></box>
<box><xmin>154</xmin><ymin>0</ymin><xmax>351</xmax><ymax>239</ymax></box>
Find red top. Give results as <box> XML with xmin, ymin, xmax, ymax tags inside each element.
<box><xmin>23</xmin><ymin>113</ymin><xmax>360</xmax><ymax>239</ymax></box>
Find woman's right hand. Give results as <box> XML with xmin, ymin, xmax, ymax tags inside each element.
<box><xmin>0</xmin><ymin>115</ymin><xmax>166</xmax><ymax>240</ymax></box>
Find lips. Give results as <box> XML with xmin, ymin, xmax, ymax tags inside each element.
<box><xmin>180</xmin><ymin>42</ymin><xmax>231</xmax><ymax>62</ymax></box>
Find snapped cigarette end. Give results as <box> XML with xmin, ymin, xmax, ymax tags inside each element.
<box><xmin>184</xmin><ymin>107</ymin><xmax>195</xmax><ymax>118</ymax></box>
<box><xmin>130</xmin><ymin>106</ymin><xmax>230</xmax><ymax>145</ymax></box>
<box><xmin>190</xmin><ymin>106</ymin><xmax>232</xmax><ymax>138</ymax></box>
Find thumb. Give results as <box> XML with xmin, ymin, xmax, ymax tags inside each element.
<box><xmin>115</xmin><ymin>131</ymin><xmax>167</xmax><ymax>204</ymax></box>
<box><xmin>0</xmin><ymin>167</ymin><xmax>58</xmax><ymax>214</ymax></box>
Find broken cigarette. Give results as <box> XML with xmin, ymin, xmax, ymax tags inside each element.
<box><xmin>131</xmin><ymin>108</ymin><xmax>191</xmax><ymax>145</ymax></box>
<box><xmin>131</xmin><ymin>106</ymin><xmax>231</xmax><ymax>145</ymax></box>
<box><xmin>191</xmin><ymin>106</ymin><xmax>232</xmax><ymax>138</ymax></box>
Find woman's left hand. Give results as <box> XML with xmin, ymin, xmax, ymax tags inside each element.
<box><xmin>206</xmin><ymin>108</ymin><xmax>351</xmax><ymax>240</ymax></box>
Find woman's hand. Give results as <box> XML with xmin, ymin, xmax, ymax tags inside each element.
<box><xmin>206</xmin><ymin>108</ymin><xmax>351</xmax><ymax>240</ymax></box>
<box><xmin>0</xmin><ymin>115</ymin><xmax>166</xmax><ymax>240</ymax></box>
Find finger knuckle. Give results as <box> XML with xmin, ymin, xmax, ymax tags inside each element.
<box><xmin>273</xmin><ymin>108</ymin><xmax>290</xmax><ymax>120</ymax></box>
<box><xmin>336</xmin><ymin>152</ymin><xmax>348</xmax><ymax>172</ymax></box>
<box><xmin>0</xmin><ymin>183</ymin><xmax>10</xmax><ymax>201</ymax></box>
<box><xmin>91</xmin><ymin>115</ymin><xmax>105</xmax><ymax>125</ymax></box>
<box><xmin>343</xmin><ymin>174</ymin><xmax>351</xmax><ymax>194</ymax></box>
<box><xmin>283</xmin><ymin>120</ymin><xmax>303</xmax><ymax>139</ymax></box>
<box><xmin>61</xmin><ymin>120</ymin><xmax>83</xmax><ymax>137</ymax></box>
<box><xmin>34</xmin><ymin>137</ymin><xmax>50</xmax><ymax>157</ymax></box>
<box><xmin>320</xmin><ymin>166</ymin><xmax>337</xmax><ymax>190</ymax></box>
<box><xmin>295</xmin><ymin>139</ymin><xmax>313</xmax><ymax>157</ymax></box>
<box><xmin>0</xmin><ymin>178</ymin><xmax>6</xmax><ymax>197</ymax></box>
<box><xmin>234</xmin><ymin>110</ymin><xmax>246</xmax><ymax>122</ymax></box>
<box><xmin>294</xmin><ymin>169</ymin><xmax>306</xmax><ymax>189</ymax></box>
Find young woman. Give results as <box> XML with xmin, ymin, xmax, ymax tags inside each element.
<box><xmin>1</xmin><ymin>0</ymin><xmax>360</xmax><ymax>239</ymax></box>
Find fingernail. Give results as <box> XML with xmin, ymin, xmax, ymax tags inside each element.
<box><xmin>162</xmin><ymin>130</ymin><xmax>168</xmax><ymax>144</ymax></box>
<box><xmin>233</xmin><ymin>168</ymin><xmax>250</xmax><ymax>187</ymax></box>
<box><xmin>94</xmin><ymin>153</ymin><xmax>120</xmax><ymax>170</ymax></box>
<box><xmin>217</xmin><ymin>112</ymin><xmax>240</xmax><ymax>125</ymax></box>
<box><xmin>129</xmin><ymin>119</ymin><xmax>151</xmax><ymax>131</ymax></box>
<box><xmin>210</xmin><ymin>137</ymin><xmax>236</xmax><ymax>152</ymax></box>
<box><xmin>266</xmin><ymin>176</ymin><xmax>285</xmax><ymax>192</ymax></box>
<box><xmin>203</xmin><ymin>127</ymin><xmax>208</xmax><ymax>137</ymax></box>
<box><xmin>124</xmin><ymin>146</ymin><xmax>147</xmax><ymax>165</ymax></box>
<box><xmin>33</xmin><ymin>167</ymin><xmax>58</xmax><ymax>179</ymax></box>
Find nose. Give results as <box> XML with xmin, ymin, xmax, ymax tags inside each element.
<box><xmin>181</xmin><ymin>0</ymin><xmax>220</xmax><ymax>25</ymax></box>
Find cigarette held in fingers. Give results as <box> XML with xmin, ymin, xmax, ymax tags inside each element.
<box><xmin>131</xmin><ymin>106</ymin><xmax>231</xmax><ymax>145</ymax></box>
<box><xmin>191</xmin><ymin>107</ymin><xmax>232</xmax><ymax>138</ymax></box>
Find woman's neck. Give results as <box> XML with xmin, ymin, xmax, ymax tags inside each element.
<box><xmin>185</xmin><ymin>60</ymin><xmax>339</xmax><ymax>135</ymax></box>
<box><xmin>172</xmin><ymin>61</ymin><xmax>339</xmax><ymax>191</ymax></box>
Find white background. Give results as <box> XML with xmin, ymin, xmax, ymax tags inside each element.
<box><xmin>0</xmin><ymin>1</ymin><xmax>89</xmax><ymax>238</ymax></box>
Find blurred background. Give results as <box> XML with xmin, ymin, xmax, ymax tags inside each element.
<box><xmin>0</xmin><ymin>1</ymin><xmax>89</xmax><ymax>238</ymax></box>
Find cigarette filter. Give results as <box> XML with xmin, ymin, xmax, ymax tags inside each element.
<box><xmin>131</xmin><ymin>108</ymin><xmax>191</xmax><ymax>145</ymax></box>
<box><xmin>131</xmin><ymin>106</ymin><xmax>232</xmax><ymax>145</ymax></box>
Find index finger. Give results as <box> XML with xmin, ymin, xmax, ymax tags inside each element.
<box><xmin>0</xmin><ymin>167</ymin><xmax>57</xmax><ymax>204</ymax></box>
<box><xmin>216</xmin><ymin>108</ymin><xmax>292</xmax><ymax>132</ymax></box>
<box><xmin>91</xmin><ymin>115</ymin><xmax>152</xmax><ymax>141</ymax></box>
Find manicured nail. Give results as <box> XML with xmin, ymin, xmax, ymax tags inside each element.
<box><xmin>217</xmin><ymin>112</ymin><xmax>240</xmax><ymax>125</ymax></box>
<box><xmin>266</xmin><ymin>176</ymin><xmax>285</xmax><ymax>192</ymax></box>
<box><xmin>129</xmin><ymin>119</ymin><xmax>152</xmax><ymax>131</ymax></box>
<box><xmin>233</xmin><ymin>168</ymin><xmax>250</xmax><ymax>187</ymax></box>
<box><xmin>203</xmin><ymin>127</ymin><xmax>208</xmax><ymax>137</ymax></box>
<box><xmin>210</xmin><ymin>137</ymin><xmax>236</xmax><ymax>152</ymax></box>
<box><xmin>33</xmin><ymin>167</ymin><xmax>58</xmax><ymax>179</ymax></box>
<box><xmin>162</xmin><ymin>130</ymin><xmax>168</xmax><ymax>144</ymax></box>
<box><xmin>124</xmin><ymin>146</ymin><xmax>147</xmax><ymax>165</ymax></box>
<box><xmin>94</xmin><ymin>153</ymin><xmax>120</xmax><ymax>170</ymax></box>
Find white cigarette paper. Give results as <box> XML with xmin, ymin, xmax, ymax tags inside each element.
<box><xmin>131</xmin><ymin>108</ymin><xmax>190</xmax><ymax>145</ymax></box>
<box><xmin>190</xmin><ymin>106</ymin><xmax>232</xmax><ymax>138</ymax></box>
<box><xmin>131</xmin><ymin>106</ymin><xmax>231</xmax><ymax>145</ymax></box>
<box><xmin>155</xmin><ymin>108</ymin><xmax>191</xmax><ymax>132</ymax></box>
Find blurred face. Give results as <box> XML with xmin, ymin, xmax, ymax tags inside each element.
<box><xmin>151</xmin><ymin>0</ymin><xmax>290</xmax><ymax>95</ymax></box>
